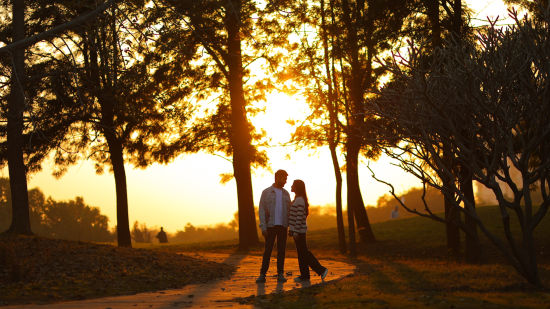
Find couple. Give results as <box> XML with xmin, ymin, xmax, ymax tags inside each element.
<box><xmin>256</xmin><ymin>169</ymin><xmax>328</xmax><ymax>283</ymax></box>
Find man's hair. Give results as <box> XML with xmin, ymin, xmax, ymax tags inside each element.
<box><xmin>275</xmin><ymin>169</ymin><xmax>288</xmax><ymax>177</ymax></box>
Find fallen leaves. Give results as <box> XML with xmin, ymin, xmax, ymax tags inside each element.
<box><xmin>0</xmin><ymin>234</ymin><xmax>235</xmax><ymax>305</ymax></box>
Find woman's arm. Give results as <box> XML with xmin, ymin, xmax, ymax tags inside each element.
<box><xmin>288</xmin><ymin>200</ymin><xmax>298</xmax><ymax>232</ymax></box>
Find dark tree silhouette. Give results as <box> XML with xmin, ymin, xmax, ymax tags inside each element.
<box><xmin>0</xmin><ymin>0</ymin><xmax>115</xmax><ymax>236</ymax></box>
<box><xmin>32</xmin><ymin>0</ymin><xmax>197</xmax><ymax>247</ymax></box>
<box><xmin>0</xmin><ymin>178</ymin><xmax>113</xmax><ymax>242</ymax></box>
<box><xmin>372</xmin><ymin>10</ymin><xmax>550</xmax><ymax>285</ymax></box>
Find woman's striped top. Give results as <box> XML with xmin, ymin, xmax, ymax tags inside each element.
<box><xmin>289</xmin><ymin>196</ymin><xmax>307</xmax><ymax>234</ymax></box>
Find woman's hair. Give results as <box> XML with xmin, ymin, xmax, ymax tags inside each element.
<box><xmin>293</xmin><ymin>179</ymin><xmax>309</xmax><ymax>216</ymax></box>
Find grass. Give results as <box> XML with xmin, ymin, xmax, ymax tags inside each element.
<box><xmin>225</xmin><ymin>205</ymin><xmax>550</xmax><ymax>308</ymax></box>
<box><xmin>2</xmin><ymin>205</ymin><xmax>550</xmax><ymax>307</ymax></box>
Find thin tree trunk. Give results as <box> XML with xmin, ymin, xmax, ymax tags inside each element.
<box><xmin>427</xmin><ymin>0</ymin><xmax>441</xmax><ymax>49</ymax></box>
<box><xmin>330</xmin><ymin>144</ymin><xmax>346</xmax><ymax>253</ymax></box>
<box><xmin>452</xmin><ymin>0</ymin><xmax>462</xmax><ymax>39</ymax></box>
<box><xmin>460</xmin><ymin>165</ymin><xmax>481</xmax><ymax>264</ymax></box>
<box><xmin>428</xmin><ymin>0</ymin><xmax>461</xmax><ymax>257</ymax></box>
<box><xmin>346</xmin><ymin>142</ymin><xmax>376</xmax><ymax>243</ymax></box>
<box><xmin>520</xmin><ymin>178</ymin><xmax>540</xmax><ymax>285</ymax></box>
<box><xmin>7</xmin><ymin>0</ymin><xmax>31</xmax><ymax>235</ymax></box>
<box><xmin>522</xmin><ymin>219</ymin><xmax>541</xmax><ymax>286</ymax></box>
<box><xmin>225</xmin><ymin>0</ymin><xmax>259</xmax><ymax>250</ymax></box>
<box><xmin>347</xmin><ymin>182</ymin><xmax>356</xmax><ymax>257</ymax></box>
<box><xmin>443</xmin><ymin>154</ymin><xmax>460</xmax><ymax>256</ymax></box>
<box><xmin>321</xmin><ymin>0</ymin><xmax>346</xmax><ymax>253</ymax></box>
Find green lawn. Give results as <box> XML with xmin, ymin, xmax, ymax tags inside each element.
<box><xmin>166</xmin><ymin>205</ymin><xmax>550</xmax><ymax>308</ymax></box>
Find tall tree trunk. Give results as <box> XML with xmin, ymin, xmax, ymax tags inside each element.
<box><xmin>100</xmin><ymin>92</ymin><xmax>132</xmax><ymax>248</ymax></box>
<box><xmin>342</xmin><ymin>0</ymin><xmax>376</xmax><ymax>245</ymax></box>
<box><xmin>321</xmin><ymin>0</ymin><xmax>346</xmax><ymax>253</ymax></box>
<box><xmin>225</xmin><ymin>0</ymin><xmax>259</xmax><ymax>250</ymax></box>
<box><xmin>460</xmin><ymin>164</ymin><xmax>481</xmax><ymax>263</ymax></box>
<box><xmin>7</xmin><ymin>0</ymin><xmax>31</xmax><ymax>235</ymax></box>
<box><xmin>106</xmin><ymin>135</ymin><xmax>132</xmax><ymax>248</ymax></box>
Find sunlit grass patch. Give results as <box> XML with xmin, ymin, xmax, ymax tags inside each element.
<box><xmin>232</xmin><ymin>205</ymin><xmax>550</xmax><ymax>308</ymax></box>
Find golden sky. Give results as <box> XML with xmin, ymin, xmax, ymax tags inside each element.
<box><xmin>2</xmin><ymin>0</ymin><xmax>512</xmax><ymax>233</ymax></box>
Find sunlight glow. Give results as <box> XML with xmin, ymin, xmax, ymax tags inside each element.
<box><xmin>252</xmin><ymin>92</ymin><xmax>310</xmax><ymax>145</ymax></box>
<box><xmin>8</xmin><ymin>1</ymin><xmax>513</xmax><ymax>233</ymax></box>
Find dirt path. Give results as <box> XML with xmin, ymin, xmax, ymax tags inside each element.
<box><xmin>3</xmin><ymin>252</ymin><xmax>355</xmax><ymax>308</ymax></box>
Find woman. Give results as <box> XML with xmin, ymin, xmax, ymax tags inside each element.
<box><xmin>288</xmin><ymin>179</ymin><xmax>328</xmax><ymax>282</ymax></box>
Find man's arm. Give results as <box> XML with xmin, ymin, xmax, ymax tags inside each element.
<box><xmin>258</xmin><ymin>189</ymin><xmax>267</xmax><ymax>234</ymax></box>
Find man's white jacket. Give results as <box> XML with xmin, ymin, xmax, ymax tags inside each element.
<box><xmin>258</xmin><ymin>185</ymin><xmax>291</xmax><ymax>232</ymax></box>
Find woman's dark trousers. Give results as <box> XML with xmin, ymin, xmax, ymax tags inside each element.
<box><xmin>260</xmin><ymin>225</ymin><xmax>288</xmax><ymax>275</ymax></box>
<box><xmin>293</xmin><ymin>233</ymin><xmax>325</xmax><ymax>279</ymax></box>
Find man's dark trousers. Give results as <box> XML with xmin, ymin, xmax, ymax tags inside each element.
<box><xmin>260</xmin><ymin>225</ymin><xmax>287</xmax><ymax>275</ymax></box>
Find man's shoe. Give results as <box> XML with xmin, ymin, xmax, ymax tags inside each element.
<box><xmin>256</xmin><ymin>274</ymin><xmax>266</xmax><ymax>283</ymax></box>
<box><xmin>321</xmin><ymin>268</ymin><xmax>328</xmax><ymax>280</ymax></box>
<box><xmin>294</xmin><ymin>276</ymin><xmax>310</xmax><ymax>283</ymax></box>
<box><xmin>277</xmin><ymin>273</ymin><xmax>287</xmax><ymax>282</ymax></box>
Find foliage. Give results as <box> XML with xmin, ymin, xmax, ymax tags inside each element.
<box><xmin>40</xmin><ymin>197</ymin><xmax>113</xmax><ymax>242</ymax></box>
<box><xmin>0</xmin><ymin>0</ymin><xmax>86</xmax><ymax>173</ymax></box>
<box><xmin>150</xmin><ymin>0</ymin><xmax>275</xmax><ymax>168</ymax></box>
<box><xmin>0</xmin><ymin>178</ymin><xmax>113</xmax><ymax>242</ymax></box>
<box><xmin>0</xmin><ymin>235</ymin><xmax>234</xmax><ymax>305</ymax></box>
<box><xmin>131</xmin><ymin>221</ymin><xmax>153</xmax><ymax>243</ymax></box>
<box><xmin>171</xmin><ymin>222</ymin><xmax>238</xmax><ymax>244</ymax></box>
<box><xmin>371</xmin><ymin>9</ymin><xmax>550</xmax><ymax>285</ymax></box>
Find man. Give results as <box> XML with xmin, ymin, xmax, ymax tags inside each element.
<box><xmin>256</xmin><ymin>169</ymin><xmax>291</xmax><ymax>283</ymax></box>
<box><xmin>156</xmin><ymin>227</ymin><xmax>168</xmax><ymax>243</ymax></box>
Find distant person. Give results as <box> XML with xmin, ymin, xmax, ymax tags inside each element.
<box><xmin>156</xmin><ymin>227</ymin><xmax>168</xmax><ymax>243</ymax></box>
<box><xmin>288</xmin><ymin>179</ymin><xmax>328</xmax><ymax>283</ymax></box>
<box><xmin>391</xmin><ymin>205</ymin><xmax>399</xmax><ymax>219</ymax></box>
<box><xmin>256</xmin><ymin>169</ymin><xmax>291</xmax><ymax>283</ymax></box>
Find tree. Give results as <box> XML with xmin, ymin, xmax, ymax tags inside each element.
<box><xmin>37</xmin><ymin>0</ymin><xmax>196</xmax><ymax>247</ymax></box>
<box><xmin>372</xmin><ymin>11</ymin><xmax>550</xmax><ymax>285</ymax></box>
<box><xmin>273</xmin><ymin>0</ymin><xmax>413</xmax><ymax>253</ymax></box>
<box><xmin>371</xmin><ymin>0</ymin><xmax>479</xmax><ymax>261</ymax></box>
<box><xmin>0</xmin><ymin>178</ymin><xmax>113</xmax><ymax>242</ymax></box>
<box><xmin>504</xmin><ymin>0</ymin><xmax>549</xmax><ymax>19</ymax></box>
<box><xmin>280</xmin><ymin>0</ymin><xmax>348</xmax><ymax>253</ymax></box>
<box><xmin>131</xmin><ymin>221</ymin><xmax>152</xmax><ymax>243</ymax></box>
<box><xmin>0</xmin><ymin>0</ymin><xmax>116</xmax><ymax>235</ymax></box>
<box><xmin>154</xmin><ymin>0</ymin><xmax>290</xmax><ymax>249</ymax></box>
<box><xmin>41</xmin><ymin>196</ymin><xmax>113</xmax><ymax>242</ymax></box>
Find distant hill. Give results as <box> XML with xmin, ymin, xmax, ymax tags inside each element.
<box><xmin>307</xmin><ymin>186</ymin><xmax>444</xmax><ymax>230</ymax></box>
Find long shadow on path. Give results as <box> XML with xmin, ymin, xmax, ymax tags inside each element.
<box><xmin>2</xmin><ymin>252</ymin><xmax>355</xmax><ymax>309</ymax></box>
